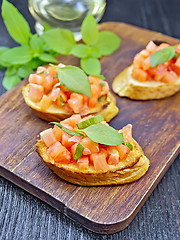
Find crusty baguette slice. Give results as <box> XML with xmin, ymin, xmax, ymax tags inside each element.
<box><xmin>112</xmin><ymin>65</ymin><xmax>180</xmax><ymax>100</ymax></box>
<box><xmin>22</xmin><ymin>84</ymin><xmax>118</xmax><ymax>122</ymax></box>
<box><xmin>36</xmin><ymin>138</ymin><xmax>149</xmax><ymax>186</ymax></box>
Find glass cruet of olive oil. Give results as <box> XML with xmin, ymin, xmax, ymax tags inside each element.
<box><xmin>28</xmin><ymin>0</ymin><xmax>106</xmax><ymax>40</ymax></box>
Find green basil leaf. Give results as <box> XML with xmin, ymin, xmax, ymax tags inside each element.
<box><xmin>70</xmin><ymin>44</ymin><xmax>88</xmax><ymax>58</ymax></box>
<box><xmin>72</xmin><ymin>143</ymin><xmax>84</xmax><ymax>160</ymax></box>
<box><xmin>123</xmin><ymin>142</ymin><xmax>133</xmax><ymax>151</ymax></box>
<box><xmin>81</xmin><ymin>14</ymin><xmax>98</xmax><ymax>45</ymax></box>
<box><xmin>0</xmin><ymin>45</ymin><xmax>32</xmax><ymax>64</ymax></box>
<box><xmin>2</xmin><ymin>0</ymin><xmax>32</xmax><ymax>45</ymax></box>
<box><xmin>150</xmin><ymin>46</ymin><xmax>176</xmax><ymax>67</ymax></box>
<box><xmin>42</xmin><ymin>28</ymin><xmax>76</xmax><ymax>55</ymax></box>
<box><xmin>80</xmin><ymin>57</ymin><xmax>101</xmax><ymax>75</ymax></box>
<box><xmin>98</xmin><ymin>96</ymin><xmax>104</xmax><ymax>102</ymax></box>
<box><xmin>86</xmin><ymin>46</ymin><xmax>101</xmax><ymax>58</ymax></box>
<box><xmin>94</xmin><ymin>31</ymin><xmax>121</xmax><ymax>56</ymax></box>
<box><xmin>30</xmin><ymin>34</ymin><xmax>44</xmax><ymax>52</ymax></box>
<box><xmin>17</xmin><ymin>64</ymin><xmax>33</xmax><ymax>78</ymax></box>
<box><xmin>43</xmin><ymin>22</ymin><xmax>52</xmax><ymax>32</ymax></box>
<box><xmin>81</xmin><ymin>124</ymin><xmax>124</xmax><ymax>146</ymax></box>
<box><xmin>77</xmin><ymin>114</ymin><xmax>104</xmax><ymax>129</ymax></box>
<box><xmin>56</xmin><ymin>65</ymin><xmax>92</xmax><ymax>98</ymax></box>
<box><xmin>6</xmin><ymin>66</ymin><xmax>17</xmax><ymax>76</ymax></box>
<box><xmin>2</xmin><ymin>74</ymin><xmax>21</xmax><ymax>90</ymax></box>
<box><xmin>39</xmin><ymin>53</ymin><xmax>58</xmax><ymax>63</ymax></box>
<box><xmin>50</xmin><ymin>122</ymin><xmax>84</xmax><ymax>137</ymax></box>
<box><xmin>29</xmin><ymin>58</ymin><xmax>44</xmax><ymax>69</ymax></box>
<box><xmin>0</xmin><ymin>46</ymin><xmax>9</xmax><ymax>55</ymax></box>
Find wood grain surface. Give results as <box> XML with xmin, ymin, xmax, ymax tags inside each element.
<box><xmin>0</xmin><ymin>22</ymin><xmax>179</xmax><ymax>234</ymax></box>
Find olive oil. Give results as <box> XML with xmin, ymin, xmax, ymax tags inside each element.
<box><xmin>28</xmin><ymin>0</ymin><xmax>106</xmax><ymax>39</ymax></box>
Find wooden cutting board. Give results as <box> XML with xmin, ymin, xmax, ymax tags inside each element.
<box><xmin>0</xmin><ymin>22</ymin><xmax>179</xmax><ymax>234</ymax></box>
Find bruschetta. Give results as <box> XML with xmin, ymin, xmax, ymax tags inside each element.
<box><xmin>22</xmin><ymin>63</ymin><xmax>118</xmax><ymax>122</ymax></box>
<box><xmin>112</xmin><ymin>41</ymin><xmax>180</xmax><ymax>100</ymax></box>
<box><xmin>36</xmin><ymin>114</ymin><xmax>149</xmax><ymax>186</ymax></box>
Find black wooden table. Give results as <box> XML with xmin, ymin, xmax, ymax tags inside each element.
<box><xmin>0</xmin><ymin>0</ymin><xmax>179</xmax><ymax>239</ymax></box>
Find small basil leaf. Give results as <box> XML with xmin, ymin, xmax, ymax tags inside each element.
<box><xmin>2</xmin><ymin>0</ymin><xmax>32</xmax><ymax>45</ymax></box>
<box><xmin>39</xmin><ymin>53</ymin><xmax>58</xmax><ymax>63</ymax></box>
<box><xmin>42</xmin><ymin>28</ymin><xmax>76</xmax><ymax>55</ymax></box>
<box><xmin>87</xmin><ymin>46</ymin><xmax>102</xmax><ymax>58</ymax></box>
<box><xmin>57</xmin><ymin>65</ymin><xmax>92</xmax><ymax>98</ymax></box>
<box><xmin>6</xmin><ymin>66</ymin><xmax>17</xmax><ymax>76</ymax></box>
<box><xmin>94</xmin><ymin>31</ymin><xmax>121</xmax><ymax>56</ymax></box>
<box><xmin>0</xmin><ymin>46</ymin><xmax>9</xmax><ymax>55</ymax></box>
<box><xmin>77</xmin><ymin>114</ymin><xmax>104</xmax><ymax>129</ymax></box>
<box><xmin>70</xmin><ymin>44</ymin><xmax>88</xmax><ymax>58</ymax></box>
<box><xmin>30</xmin><ymin>34</ymin><xmax>44</xmax><ymax>52</ymax></box>
<box><xmin>2</xmin><ymin>74</ymin><xmax>21</xmax><ymax>90</ymax></box>
<box><xmin>123</xmin><ymin>142</ymin><xmax>133</xmax><ymax>151</ymax></box>
<box><xmin>17</xmin><ymin>64</ymin><xmax>33</xmax><ymax>78</ymax></box>
<box><xmin>43</xmin><ymin>22</ymin><xmax>52</xmax><ymax>32</ymax></box>
<box><xmin>72</xmin><ymin>143</ymin><xmax>84</xmax><ymax>160</ymax></box>
<box><xmin>80</xmin><ymin>57</ymin><xmax>101</xmax><ymax>75</ymax></box>
<box><xmin>0</xmin><ymin>47</ymin><xmax>11</xmax><ymax>67</ymax></box>
<box><xmin>50</xmin><ymin>122</ymin><xmax>84</xmax><ymax>137</ymax></box>
<box><xmin>81</xmin><ymin>124</ymin><xmax>124</xmax><ymax>146</ymax></box>
<box><xmin>150</xmin><ymin>46</ymin><xmax>176</xmax><ymax>67</ymax></box>
<box><xmin>81</xmin><ymin>14</ymin><xmax>98</xmax><ymax>45</ymax></box>
<box><xmin>0</xmin><ymin>45</ymin><xmax>32</xmax><ymax>64</ymax></box>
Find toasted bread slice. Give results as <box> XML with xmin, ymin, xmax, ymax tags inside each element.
<box><xmin>112</xmin><ymin>65</ymin><xmax>180</xmax><ymax>100</ymax></box>
<box><xmin>22</xmin><ymin>84</ymin><xmax>118</xmax><ymax>122</ymax></box>
<box><xmin>36</xmin><ymin>138</ymin><xmax>149</xmax><ymax>186</ymax></box>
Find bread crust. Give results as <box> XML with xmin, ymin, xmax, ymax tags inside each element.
<box><xmin>112</xmin><ymin>65</ymin><xmax>180</xmax><ymax>100</ymax></box>
<box><xmin>22</xmin><ymin>84</ymin><xmax>118</xmax><ymax>122</ymax></box>
<box><xmin>36</xmin><ymin>139</ymin><xmax>149</xmax><ymax>186</ymax></box>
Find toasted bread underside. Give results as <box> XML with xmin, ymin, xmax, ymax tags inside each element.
<box><xmin>36</xmin><ymin>139</ymin><xmax>149</xmax><ymax>186</ymax></box>
<box><xmin>112</xmin><ymin>65</ymin><xmax>180</xmax><ymax>100</ymax></box>
<box><xmin>22</xmin><ymin>84</ymin><xmax>118</xmax><ymax>122</ymax></box>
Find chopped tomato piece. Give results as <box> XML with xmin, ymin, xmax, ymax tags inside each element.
<box><xmin>49</xmin><ymin>87</ymin><xmax>60</xmax><ymax>102</ymax></box>
<box><xmin>77</xmin><ymin>157</ymin><xmax>89</xmax><ymax>170</ymax></box>
<box><xmin>67</xmin><ymin>93</ymin><xmax>84</xmax><ymax>113</ymax></box>
<box><xmin>107</xmin><ymin>146</ymin><xmax>120</xmax><ymax>165</ymax></box>
<box><xmin>90</xmin><ymin>149</ymin><xmax>109</xmax><ymax>170</ymax></box>
<box><xmin>80</xmin><ymin>137</ymin><xmax>99</xmax><ymax>155</ymax></box>
<box><xmin>119</xmin><ymin>124</ymin><xmax>132</xmax><ymax>142</ymax></box>
<box><xmin>88</xmin><ymin>97</ymin><xmax>98</xmax><ymax>108</ymax></box>
<box><xmin>61</xmin><ymin>114</ymin><xmax>81</xmax><ymax>128</ymax></box>
<box><xmin>117</xmin><ymin>144</ymin><xmax>130</xmax><ymax>160</ymax></box>
<box><xmin>161</xmin><ymin>71</ymin><xmax>178</xmax><ymax>83</ymax></box>
<box><xmin>39</xmin><ymin>95</ymin><xmax>52</xmax><ymax>111</ymax></box>
<box><xmin>88</xmin><ymin>76</ymin><xmax>102</xmax><ymax>84</ymax></box>
<box><xmin>71</xmin><ymin>142</ymin><xmax>78</xmax><ymax>156</ymax></box>
<box><xmin>47</xmin><ymin>141</ymin><xmax>71</xmax><ymax>164</ymax></box>
<box><xmin>29</xmin><ymin>74</ymin><xmax>44</xmax><ymax>85</ymax></box>
<box><xmin>36</xmin><ymin>66</ymin><xmax>47</xmax><ymax>74</ymax></box>
<box><xmin>146</xmin><ymin>41</ymin><xmax>157</xmax><ymax>53</ymax></box>
<box><xmin>29</xmin><ymin>83</ymin><xmax>44</xmax><ymax>102</ymax></box>
<box><xmin>132</xmin><ymin>67</ymin><xmax>148</xmax><ymax>82</ymax></box>
<box><xmin>40</xmin><ymin>128</ymin><xmax>57</xmax><ymax>147</ymax></box>
<box><xmin>61</xmin><ymin>131</ymin><xmax>74</xmax><ymax>148</ymax></box>
<box><xmin>142</xmin><ymin>57</ymin><xmax>151</xmax><ymax>71</ymax></box>
<box><xmin>52</xmin><ymin>125</ymin><xmax>62</xmax><ymax>142</ymax></box>
<box><xmin>91</xmin><ymin>84</ymin><xmax>101</xmax><ymax>98</ymax></box>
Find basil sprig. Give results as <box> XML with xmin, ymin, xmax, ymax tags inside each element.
<box><xmin>77</xmin><ymin>114</ymin><xmax>104</xmax><ymax>129</ymax></box>
<box><xmin>0</xmin><ymin>1</ymin><xmax>121</xmax><ymax>90</ymax></box>
<box><xmin>72</xmin><ymin>143</ymin><xmax>84</xmax><ymax>160</ymax></box>
<box><xmin>150</xmin><ymin>46</ymin><xmax>177</xmax><ymax>67</ymax></box>
<box><xmin>50</xmin><ymin>122</ymin><xmax>84</xmax><ymax>137</ymax></box>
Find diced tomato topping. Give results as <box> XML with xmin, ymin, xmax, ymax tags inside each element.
<box><xmin>67</xmin><ymin>93</ymin><xmax>84</xmax><ymax>113</ymax></box>
<box><xmin>61</xmin><ymin>131</ymin><xmax>74</xmax><ymax>148</ymax></box>
<box><xmin>49</xmin><ymin>87</ymin><xmax>60</xmax><ymax>102</ymax></box>
<box><xmin>39</xmin><ymin>95</ymin><xmax>51</xmax><ymax>111</ymax></box>
<box><xmin>132</xmin><ymin>41</ymin><xmax>180</xmax><ymax>83</ymax></box>
<box><xmin>40</xmin><ymin>128</ymin><xmax>57</xmax><ymax>147</ymax></box>
<box><xmin>80</xmin><ymin>137</ymin><xmax>99</xmax><ymax>155</ymax></box>
<box><xmin>52</xmin><ymin>125</ymin><xmax>62</xmax><ymax>142</ymax></box>
<box><xmin>36</xmin><ymin>66</ymin><xmax>47</xmax><ymax>74</ymax></box>
<box><xmin>77</xmin><ymin>157</ymin><xmax>89</xmax><ymax>170</ymax></box>
<box><xmin>107</xmin><ymin>146</ymin><xmax>120</xmax><ymax>165</ymax></box>
<box><xmin>61</xmin><ymin>114</ymin><xmax>81</xmax><ymax>128</ymax></box>
<box><xmin>117</xmin><ymin>144</ymin><xmax>131</xmax><ymax>160</ymax></box>
<box><xmin>47</xmin><ymin>141</ymin><xmax>71</xmax><ymax>164</ymax></box>
<box><xmin>71</xmin><ymin>142</ymin><xmax>78</xmax><ymax>156</ymax></box>
<box><xmin>90</xmin><ymin>149</ymin><xmax>109</xmax><ymax>170</ymax></box>
<box><xmin>91</xmin><ymin>84</ymin><xmax>101</xmax><ymax>98</ymax></box>
<box><xmin>29</xmin><ymin>83</ymin><xmax>44</xmax><ymax>102</ymax></box>
<box><xmin>88</xmin><ymin>97</ymin><xmax>98</xmax><ymax>108</ymax></box>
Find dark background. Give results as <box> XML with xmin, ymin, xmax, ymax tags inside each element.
<box><xmin>0</xmin><ymin>0</ymin><xmax>179</xmax><ymax>239</ymax></box>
